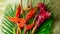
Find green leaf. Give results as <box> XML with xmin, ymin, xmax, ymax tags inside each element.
<box><xmin>1</xmin><ymin>4</ymin><xmax>17</xmax><ymax>34</ymax></box>
<box><xmin>28</xmin><ymin>17</ymin><xmax>34</xmax><ymax>24</ymax></box>
<box><xmin>35</xmin><ymin>17</ymin><xmax>53</xmax><ymax>34</ymax></box>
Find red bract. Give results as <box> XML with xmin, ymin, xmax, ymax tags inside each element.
<box><xmin>26</xmin><ymin>23</ymin><xmax>35</xmax><ymax>30</ymax></box>
<box><xmin>8</xmin><ymin>8</ymin><xmax>36</xmax><ymax>30</ymax></box>
<box><xmin>18</xmin><ymin>23</ymin><xmax>25</xmax><ymax>28</ymax></box>
<box><xmin>32</xmin><ymin>3</ymin><xmax>51</xmax><ymax>34</ymax></box>
<box><xmin>37</xmin><ymin>3</ymin><xmax>47</xmax><ymax>10</ymax></box>
<box><xmin>18</xmin><ymin>22</ymin><xmax>35</xmax><ymax>30</ymax></box>
<box><xmin>36</xmin><ymin>11</ymin><xmax>51</xmax><ymax>27</ymax></box>
<box><xmin>32</xmin><ymin>12</ymin><xmax>51</xmax><ymax>34</ymax></box>
<box><xmin>23</xmin><ymin>23</ymin><xmax>35</xmax><ymax>34</ymax></box>
<box><xmin>40</xmin><ymin>11</ymin><xmax>51</xmax><ymax>20</ymax></box>
<box><xmin>37</xmin><ymin>3</ymin><xmax>48</xmax><ymax>14</ymax></box>
<box><xmin>26</xmin><ymin>8</ymin><xmax>36</xmax><ymax>20</ymax></box>
<box><xmin>39</xmin><ymin>9</ymin><xmax>46</xmax><ymax>14</ymax></box>
<box><xmin>15</xmin><ymin>5</ymin><xmax>21</xmax><ymax>18</ymax></box>
<box><xmin>8</xmin><ymin>17</ymin><xmax>26</xmax><ymax>24</ymax></box>
<box><xmin>8</xmin><ymin>17</ymin><xmax>18</xmax><ymax>23</ymax></box>
<box><xmin>18</xmin><ymin>18</ymin><xmax>26</xmax><ymax>24</ymax></box>
<box><xmin>38</xmin><ymin>12</ymin><xmax>51</xmax><ymax>24</ymax></box>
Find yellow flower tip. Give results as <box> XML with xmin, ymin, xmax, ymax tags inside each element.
<box><xmin>6</xmin><ymin>16</ymin><xmax>10</xmax><ymax>19</ymax></box>
<box><xmin>6</xmin><ymin>16</ymin><xmax>13</xmax><ymax>19</ymax></box>
<box><xmin>24</xmin><ymin>7</ymin><xmax>31</xmax><ymax>11</ymax></box>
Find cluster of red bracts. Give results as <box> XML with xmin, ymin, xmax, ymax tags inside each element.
<box><xmin>8</xmin><ymin>5</ymin><xmax>36</xmax><ymax>30</ymax></box>
<box><xmin>32</xmin><ymin>3</ymin><xmax>51</xmax><ymax>34</ymax></box>
<box><xmin>7</xmin><ymin>3</ymin><xmax>51</xmax><ymax>34</ymax></box>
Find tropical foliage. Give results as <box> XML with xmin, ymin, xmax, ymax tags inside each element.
<box><xmin>1</xmin><ymin>0</ymin><xmax>54</xmax><ymax>34</ymax></box>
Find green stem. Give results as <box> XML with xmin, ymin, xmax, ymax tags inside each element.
<box><xmin>13</xmin><ymin>28</ymin><xmax>16</xmax><ymax>34</ymax></box>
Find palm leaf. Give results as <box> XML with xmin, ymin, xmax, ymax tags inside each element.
<box><xmin>1</xmin><ymin>4</ymin><xmax>18</xmax><ymax>34</ymax></box>
<box><xmin>0</xmin><ymin>0</ymin><xmax>55</xmax><ymax>34</ymax></box>
<box><xmin>34</xmin><ymin>16</ymin><xmax>53</xmax><ymax>34</ymax></box>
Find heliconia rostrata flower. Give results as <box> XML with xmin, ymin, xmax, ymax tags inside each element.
<box><xmin>7</xmin><ymin>3</ymin><xmax>51</xmax><ymax>34</ymax></box>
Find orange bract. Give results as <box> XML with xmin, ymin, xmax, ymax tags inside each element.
<box><xmin>18</xmin><ymin>23</ymin><xmax>35</xmax><ymax>30</ymax></box>
<box><xmin>18</xmin><ymin>23</ymin><xmax>25</xmax><ymax>28</ymax></box>
<box><xmin>18</xmin><ymin>18</ymin><xmax>26</xmax><ymax>24</ymax></box>
<box><xmin>26</xmin><ymin>23</ymin><xmax>35</xmax><ymax>30</ymax></box>
<box><xmin>15</xmin><ymin>5</ymin><xmax>21</xmax><ymax>18</ymax></box>
<box><xmin>8</xmin><ymin>17</ymin><xmax>26</xmax><ymax>24</ymax></box>
<box><xmin>8</xmin><ymin>17</ymin><xmax>18</xmax><ymax>23</ymax></box>
<box><xmin>26</xmin><ymin>8</ymin><xmax>36</xmax><ymax>20</ymax></box>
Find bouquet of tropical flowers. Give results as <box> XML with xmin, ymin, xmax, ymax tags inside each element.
<box><xmin>1</xmin><ymin>0</ymin><xmax>54</xmax><ymax>34</ymax></box>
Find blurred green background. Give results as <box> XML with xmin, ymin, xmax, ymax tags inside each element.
<box><xmin>0</xmin><ymin>0</ymin><xmax>60</xmax><ymax>34</ymax></box>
